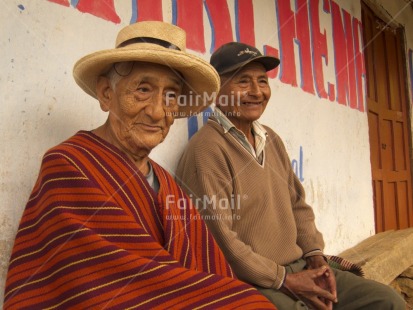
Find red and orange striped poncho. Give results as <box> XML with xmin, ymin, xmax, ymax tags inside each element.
<box><xmin>4</xmin><ymin>131</ymin><xmax>275</xmax><ymax>309</ymax></box>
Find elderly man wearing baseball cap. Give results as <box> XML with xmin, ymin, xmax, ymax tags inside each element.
<box><xmin>176</xmin><ymin>42</ymin><xmax>405</xmax><ymax>309</ymax></box>
<box><xmin>4</xmin><ymin>22</ymin><xmax>275</xmax><ymax>309</ymax></box>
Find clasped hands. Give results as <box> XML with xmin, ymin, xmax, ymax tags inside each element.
<box><xmin>279</xmin><ymin>255</ymin><xmax>338</xmax><ymax>310</ymax></box>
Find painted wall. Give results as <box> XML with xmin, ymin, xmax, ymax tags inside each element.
<box><xmin>1</xmin><ymin>0</ymin><xmax>412</xmax><ymax>303</ymax></box>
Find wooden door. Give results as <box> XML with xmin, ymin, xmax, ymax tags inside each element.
<box><xmin>362</xmin><ymin>2</ymin><xmax>413</xmax><ymax>232</ymax></box>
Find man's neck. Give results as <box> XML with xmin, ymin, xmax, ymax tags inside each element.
<box><xmin>92</xmin><ymin>123</ymin><xmax>150</xmax><ymax>175</ymax></box>
<box><xmin>223</xmin><ymin>114</ymin><xmax>255</xmax><ymax>148</ymax></box>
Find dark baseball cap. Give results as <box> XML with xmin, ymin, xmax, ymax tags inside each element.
<box><xmin>210</xmin><ymin>42</ymin><xmax>280</xmax><ymax>75</ymax></box>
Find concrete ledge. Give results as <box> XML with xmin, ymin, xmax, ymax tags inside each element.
<box><xmin>338</xmin><ymin>227</ymin><xmax>413</xmax><ymax>284</ymax></box>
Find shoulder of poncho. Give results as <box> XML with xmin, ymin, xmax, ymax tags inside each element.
<box><xmin>45</xmin><ymin>132</ymin><xmax>91</xmax><ymax>153</ymax></box>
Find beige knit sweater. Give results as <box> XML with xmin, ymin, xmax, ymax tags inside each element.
<box><xmin>175</xmin><ymin>119</ymin><xmax>324</xmax><ymax>289</ymax></box>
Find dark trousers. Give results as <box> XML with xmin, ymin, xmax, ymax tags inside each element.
<box><xmin>254</xmin><ymin>259</ymin><xmax>406</xmax><ymax>310</ymax></box>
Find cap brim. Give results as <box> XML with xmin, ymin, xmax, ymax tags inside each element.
<box><xmin>73</xmin><ymin>45</ymin><xmax>220</xmax><ymax>118</ymax></box>
<box><xmin>217</xmin><ymin>55</ymin><xmax>280</xmax><ymax>75</ymax></box>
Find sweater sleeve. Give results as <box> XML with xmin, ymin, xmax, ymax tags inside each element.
<box><xmin>176</xmin><ymin>137</ymin><xmax>286</xmax><ymax>289</ymax></box>
<box><xmin>266</xmin><ymin>128</ymin><xmax>325</xmax><ymax>256</ymax></box>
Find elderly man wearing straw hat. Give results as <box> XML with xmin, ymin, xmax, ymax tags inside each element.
<box><xmin>4</xmin><ymin>22</ymin><xmax>275</xmax><ymax>309</ymax></box>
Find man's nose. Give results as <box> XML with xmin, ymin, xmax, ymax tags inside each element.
<box><xmin>145</xmin><ymin>93</ymin><xmax>166</xmax><ymax>120</ymax></box>
<box><xmin>248</xmin><ymin>80</ymin><xmax>262</xmax><ymax>97</ymax></box>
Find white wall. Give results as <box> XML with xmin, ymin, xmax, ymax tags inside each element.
<box><xmin>1</xmin><ymin>0</ymin><xmax>412</xmax><ymax>304</ymax></box>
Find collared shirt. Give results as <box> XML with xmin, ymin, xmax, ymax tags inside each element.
<box><xmin>211</xmin><ymin>108</ymin><xmax>267</xmax><ymax>164</ymax></box>
<box><xmin>146</xmin><ymin>162</ymin><xmax>160</xmax><ymax>193</ymax></box>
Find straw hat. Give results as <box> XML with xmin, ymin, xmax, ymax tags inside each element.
<box><xmin>73</xmin><ymin>21</ymin><xmax>219</xmax><ymax>118</ymax></box>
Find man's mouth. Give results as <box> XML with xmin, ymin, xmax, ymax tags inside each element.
<box><xmin>242</xmin><ymin>102</ymin><xmax>262</xmax><ymax>105</ymax></box>
<box><xmin>136</xmin><ymin>123</ymin><xmax>162</xmax><ymax>132</ymax></box>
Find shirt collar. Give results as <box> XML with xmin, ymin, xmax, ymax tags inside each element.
<box><xmin>251</xmin><ymin>120</ymin><xmax>267</xmax><ymax>142</ymax></box>
<box><xmin>212</xmin><ymin>108</ymin><xmax>267</xmax><ymax>137</ymax></box>
<box><xmin>212</xmin><ymin>107</ymin><xmax>234</xmax><ymax>133</ymax></box>
<box><xmin>212</xmin><ymin>108</ymin><xmax>267</xmax><ymax>160</ymax></box>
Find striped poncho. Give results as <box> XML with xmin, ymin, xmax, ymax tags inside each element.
<box><xmin>4</xmin><ymin>131</ymin><xmax>274</xmax><ymax>309</ymax></box>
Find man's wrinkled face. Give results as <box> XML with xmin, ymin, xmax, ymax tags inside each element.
<box><xmin>216</xmin><ymin>62</ymin><xmax>271</xmax><ymax>124</ymax></box>
<box><xmin>101</xmin><ymin>62</ymin><xmax>182</xmax><ymax>157</ymax></box>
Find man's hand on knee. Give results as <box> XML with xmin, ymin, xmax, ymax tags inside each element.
<box><xmin>306</xmin><ymin>255</ymin><xmax>338</xmax><ymax>309</ymax></box>
<box><xmin>280</xmin><ymin>266</ymin><xmax>337</xmax><ymax>310</ymax></box>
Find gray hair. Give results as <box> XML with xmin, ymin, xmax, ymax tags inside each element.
<box><xmin>104</xmin><ymin>62</ymin><xmax>135</xmax><ymax>90</ymax></box>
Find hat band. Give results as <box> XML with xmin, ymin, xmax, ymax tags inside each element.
<box><xmin>118</xmin><ymin>37</ymin><xmax>181</xmax><ymax>51</ymax></box>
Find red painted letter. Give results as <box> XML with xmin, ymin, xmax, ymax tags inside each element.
<box><xmin>132</xmin><ymin>0</ymin><xmax>163</xmax><ymax>22</ymax></box>
<box><xmin>295</xmin><ymin>0</ymin><xmax>315</xmax><ymax>95</ymax></box>
<box><xmin>235</xmin><ymin>0</ymin><xmax>255</xmax><ymax>46</ymax></box>
<box><xmin>276</xmin><ymin>0</ymin><xmax>297</xmax><ymax>87</ymax></box>
<box><xmin>48</xmin><ymin>0</ymin><xmax>69</xmax><ymax>6</ymax></box>
<box><xmin>205</xmin><ymin>0</ymin><xmax>233</xmax><ymax>52</ymax></box>
<box><xmin>76</xmin><ymin>0</ymin><xmax>120</xmax><ymax>24</ymax></box>
<box><xmin>343</xmin><ymin>10</ymin><xmax>358</xmax><ymax>109</ymax></box>
<box><xmin>331</xmin><ymin>1</ymin><xmax>349</xmax><ymax>106</ymax></box>
<box><xmin>176</xmin><ymin>0</ymin><xmax>205</xmax><ymax>53</ymax></box>
<box><xmin>309</xmin><ymin>0</ymin><xmax>328</xmax><ymax>99</ymax></box>
<box><xmin>264</xmin><ymin>45</ymin><xmax>280</xmax><ymax>79</ymax></box>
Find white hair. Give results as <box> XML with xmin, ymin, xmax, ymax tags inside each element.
<box><xmin>104</xmin><ymin>62</ymin><xmax>134</xmax><ymax>90</ymax></box>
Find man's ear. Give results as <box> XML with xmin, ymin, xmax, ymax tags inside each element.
<box><xmin>96</xmin><ymin>76</ymin><xmax>113</xmax><ymax>112</ymax></box>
